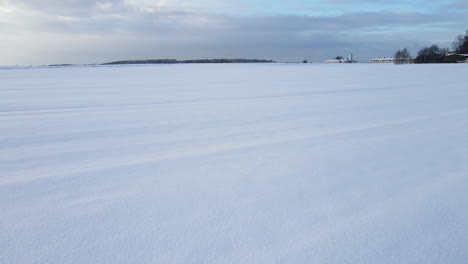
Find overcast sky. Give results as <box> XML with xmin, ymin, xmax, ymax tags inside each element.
<box><xmin>1</xmin><ymin>0</ymin><xmax>467</xmax><ymax>65</ymax></box>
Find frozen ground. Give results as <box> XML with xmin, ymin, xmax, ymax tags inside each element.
<box><xmin>1</xmin><ymin>63</ymin><xmax>468</xmax><ymax>263</ymax></box>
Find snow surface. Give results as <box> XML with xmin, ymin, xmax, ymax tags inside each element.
<box><xmin>1</xmin><ymin>63</ymin><xmax>468</xmax><ymax>263</ymax></box>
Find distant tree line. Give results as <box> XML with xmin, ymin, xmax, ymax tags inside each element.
<box><xmin>414</xmin><ymin>45</ymin><xmax>450</xmax><ymax>63</ymax></box>
<box><xmin>394</xmin><ymin>30</ymin><xmax>467</xmax><ymax>64</ymax></box>
<box><xmin>102</xmin><ymin>59</ymin><xmax>275</xmax><ymax>65</ymax></box>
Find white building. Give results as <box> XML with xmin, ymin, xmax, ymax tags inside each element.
<box><xmin>369</xmin><ymin>57</ymin><xmax>395</xmax><ymax>63</ymax></box>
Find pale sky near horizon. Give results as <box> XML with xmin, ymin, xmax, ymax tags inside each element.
<box><xmin>0</xmin><ymin>0</ymin><xmax>467</xmax><ymax>65</ymax></box>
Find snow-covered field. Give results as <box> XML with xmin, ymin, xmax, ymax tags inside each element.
<box><xmin>1</xmin><ymin>63</ymin><xmax>468</xmax><ymax>263</ymax></box>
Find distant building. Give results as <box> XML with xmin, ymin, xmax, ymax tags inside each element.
<box><xmin>457</xmin><ymin>55</ymin><xmax>468</xmax><ymax>63</ymax></box>
<box><xmin>370</xmin><ymin>57</ymin><xmax>415</xmax><ymax>64</ymax></box>
<box><xmin>324</xmin><ymin>54</ymin><xmax>357</xmax><ymax>63</ymax></box>
<box><xmin>369</xmin><ymin>57</ymin><xmax>395</xmax><ymax>63</ymax></box>
<box><xmin>324</xmin><ymin>59</ymin><xmax>346</xmax><ymax>63</ymax></box>
<box><xmin>443</xmin><ymin>54</ymin><xmax>468</xmax><ymax>63</ymax></box>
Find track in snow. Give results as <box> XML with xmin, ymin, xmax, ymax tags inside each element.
<box><xmin>1</xmin><ymin>63</ymin><xmax>468</xmax><ymax>263</ymax></box>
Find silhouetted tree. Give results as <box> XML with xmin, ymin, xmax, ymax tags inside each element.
<box><xmin>303</xmin><ymin>60</ymin><xmax>308</xmax><ymax>63</ymax></box>
<box><xmin>394</xmin><ymin>48</ymin><xmax>412</xmax><ymax>64</ymax></box>
<box><xmin>415</xmin><ymin>45</ymin><xmax>449</xmax><ymax>63</ymax></box>
<box><xmin>452</xmin><ymin>31</ymin><xmax>468</xmax><ymax>54</ymax></box>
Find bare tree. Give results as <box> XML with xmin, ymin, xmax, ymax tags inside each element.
<box><xmin>452</xmin><ymin>31</ymin><xmax>468</xmax><ymax>54</ymax></box>
<box><xmin>394</xmin><ymin>48</ymin><xmax>411</xmax><ymax>64</ymax></box>
<box><xmin>452</xmin><ymin>34</ymin><xmax>465</xmax><ymax>53</ymax></box>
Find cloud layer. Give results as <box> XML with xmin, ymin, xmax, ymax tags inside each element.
<box><xmin>1</xmin><ymin>0</ymin><xmax>467</xmax><ymax>64</ymax></box>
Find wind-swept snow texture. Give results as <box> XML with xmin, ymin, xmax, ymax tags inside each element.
<box><xmin>1</xmin><ymin>63</ymin><xmax>468</xmax><ymax>263</ymax></box>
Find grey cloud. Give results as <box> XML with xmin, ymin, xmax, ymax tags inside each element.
<box><xmin>1</xmin><ymin>0</ymin><xmax>466</xmax><ymax>65</ymax></box>
<box><xmin>5</xmin><ymin>0</ymin><xmax>112</xmax><ymax>15</ymax></box>
<box><xmin>22</xmin><ymin>10</ymin><xmax>452</xmax><ymax>35</ymax></box>
<box><xmin>450</xmin><ymin>0</ymin><xmax>468</xmax><ymax>9</ymax></box>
